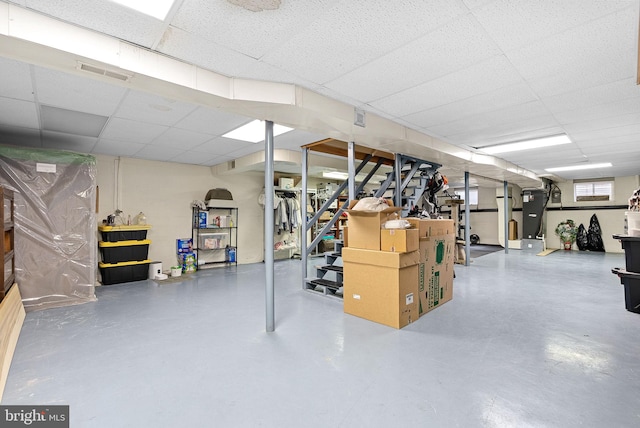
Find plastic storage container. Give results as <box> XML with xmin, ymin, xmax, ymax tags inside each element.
<box><xmin>99</xmin><ymin>225</ymin><xmax>151</xmax><ymax>242</ymax></box>
<box><xmin>99</xmin><ymin>240</ymin><xmax>151</xmax><ymax>263</ymax></box>
<box><xmin>612</xmin><ymin>234</ymin><xmax>640</xmax><ymax>273</ymax></box>
<box><xmin>611</xmin><ymin>268</ymin><xmax>640</xmax><ymax>313</ymax></box>
<box><xmin>198</xmin><ymin>232</ymin><xmax>228</xmax><ymax>250</ymax></box>
<box><xmin>99</xmin><ymin>260</ymin><xmax>151</xmax><ymax>285</ymax></box>
<box><xmin>626</xmin><ymin>211</ymin><xmax>640</xmax><ymax>236</ymax></box>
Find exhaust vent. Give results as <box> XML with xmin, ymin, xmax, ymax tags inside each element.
<box><xmin>78</xmin><ymin>62</ymin><xmax>131</xmax><ymax>82</ymax></box>
<box><xmin>228</xmin><ymin>160</ymin><xmax>236</xmax><ymax>169</ymax></box>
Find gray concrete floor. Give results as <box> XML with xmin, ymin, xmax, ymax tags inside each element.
<box><xmin>3</xmin><ymin>249</ymin><xmax>640</xmax><ymax>427</ymax></box>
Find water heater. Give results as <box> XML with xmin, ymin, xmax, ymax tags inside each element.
<box><xmin>522</xmin><ymin>189</ymin><xmax>548</xmax><ymax>239</ymax></box>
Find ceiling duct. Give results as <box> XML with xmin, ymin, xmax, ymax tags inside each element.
<box><xmin>78</xmin><ymin>62</ymin><xmax>131</xmax><ymax>82</ymax></box>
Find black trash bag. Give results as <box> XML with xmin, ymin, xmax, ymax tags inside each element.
<box><xmin>587</xmin><ymin>214</ymin><xmax>605</xmax><ymax>252</ymax></box>
<box><xmin>576</xmin><ymin>223</ymin><xmax>588</xmax><ymax>251</ymax></box>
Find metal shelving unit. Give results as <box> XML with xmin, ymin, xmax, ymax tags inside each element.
<box><xmin>192</xmin><ymin>206</ymin><xmax>238</xmax><ymax>269</ymax></box>
<box><xmin>1</xmin><ymin>186</ymin><xmax>15</xmax><ymax>301</ymax></box>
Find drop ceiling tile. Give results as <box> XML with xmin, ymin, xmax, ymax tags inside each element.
<box><xmin>41</xmin><ymin>130</ymin><xmax>97</xmax><ymax>152</ymax></box>
<box><xmin>171</xmin><ymin>0</ymin><xmax>340</xmax><ymax>59</ymax></box>
<box><xmin>505</xmin><ymin>8</ymin><xmax>636</xmax><ymax>96</ymax></box>
<box><xmin>473</xmin><ymin>0</ymin><xmax>635</xmax><ymax>52</ymax></box>
<box><xmin>448</xmin><ymin>116</ymin><xmax>563</xmax><ymax>146</ymax></box>
<box><xmin>563</xmin><ymin>113</ymin><xmax>640</xmax><ymax>135</ymax></box>
<box><xmin>0</xmin><ymin>57</ymin><xmax>34</xmax><ymax>101</ymax></box>
<box><xmin>324</xmin><ymin>14</ymin><xmax>501</xmax><ymax>103</ymax></box>
<box><xmin>152</xmin><ymin>127</ymin><xmax>213</xmax><ymax>149</ymax></box>
<box><xmin>92</xmin><ymin>138</ymin><xmax>146</xmax><ymax>157</ymax></box>
<box><xmin>114</xmin><ymin>90</ymin><xmax>197</xmax><ymax>127</ymax></box>
<box><xmin>40</xmin><ymin>105</ymin><xmax>108</xmax><ymax>137</ymax></box>
<box><xmin>173</xmin><ymin>107</ymin><xmax>251</xmax><ymax>136</ymax></box>
<box><xmin>425</xmin><ymin>100</ymin><xmax>552</xmax><ymax>138</ymax></box>
<box><xmin>555</xmin><ymin>98</ymin><xmax>640</xmax><ymax>126</ymax></box>
<box><xmin>157</xmin><ymin>26</ymin><xmax>259</xmax><ymax>78</ymax></box>
<box><xmin>34</xmin><ymin>66</ymin><xmax>127</xmax><ymax>116</ymax></box>
<box><xmin>260</xmin><ymin>0</ymin><xmax>469</xmax><ymax>84</ymax></box>
<box><xmin>131</xmin><ymin>145</ymin><xmax>183</xmax><ymax>162</ymax></box>
<box><xmin>170</xmin><ymin>150</ymin><xmax>223</xmax><ymax>166</ymax></box>
<box><xmin>100</xmin><ymin>117</ymin><xmax>168</xmax><ymax>143</ymax></box>
<box><xmin>403</xmin><ymin>83</ymin><xmax>538</xmax><ymax>129</ymax></box>
<box><xmin>0</xmin><ymin>98</ymin><xmax>39</xmax><ymax>129</ymax></box>
<box><xmin>370</xmin><ymin>55</ymin><xmax>524</xmax><ymax>117</ymax></box>
<box><xmin>569</xmin><ymin>123</ymin><xmax>640</xmax><ymax>143</ymax></box>
<box><xmin>191</xmin><ymin>136</ymin><xmax>256</xmax><ymax>156</ymax></box>
<box><xmin>543</xmin><ymin>78</ymin><xmax>640</xmax><ymax>114</ymax></box>
<box><xmin>22</xmin><ymin>0</ymin><xmax>166</xmax><ymax>47</ymax></box>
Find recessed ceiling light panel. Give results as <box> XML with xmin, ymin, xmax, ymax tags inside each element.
<box><xmin>479</xmin><ymin>134</ymin><xmax>571</xmax><ymax>155</ymax></box>
<box><xmin>108</xmin><ymin>0</ymin><xmax>176</xmax><ymax>20</ymax></box>
<box><xmin>545</xmin><ymin>162</ymin><xmax>612</xmax><ymax>172</ymax></box>
<box><xmin>222</xmin><ymin>120</ymin><xmax>293</xmax><ymax>143</ymax></box>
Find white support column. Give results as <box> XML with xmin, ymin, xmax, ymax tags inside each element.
<box><xmin>301</xmin><ymin>147</ymin><xmax>308</xmax><ymax>290</ymax></box>
<box><xmin>265</xmin><ymin>121</ymin><xmax>275</xmax><ymax>332</ymax></box>
<box><xmin>504</xmin><ymin>180</ymin><xmax>509</xmax><ymax>254</ymax></box>
<box><xmin>348</xmin><ymin>141</ymin><xmax>356</xmax><ymax>201</ymax></box>
<box><xmin>465</xmin><ymin>171</ymin><xmax>471</xmax><ymax>266</ymax></box>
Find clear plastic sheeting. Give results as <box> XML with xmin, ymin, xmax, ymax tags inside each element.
<box><xmin>0</xmin><ymin>146</ymin><xmax>97</xmax><ymax>311</ymax></box>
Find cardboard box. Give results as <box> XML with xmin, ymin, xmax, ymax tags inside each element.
<box><xmin>346</xmin><ymin>200</ymin><xmax>402</xmax><ymax>250</ymax></box>
<box><xmin>342</xmin><ymin>248</ymin><xmax>420</xmax><ymax>329</ymax></box>
<box><xmin>405</xmin><ymin>218</ymin><xmax>455</xmax><ymax>238</ymax></box>
<box><xmin>278</xmin><ymin>178</ymin><xmax>294</xmax><ymax>189</ymax></box>
<box><xmin>417</xmin><ymin>235</ymin><xmax>455</xmax><ymax>317</ymax></box>
<box><xmin>380</xmin><ymin>228</ymin><xmax>419</xmax><ymax>253</ymax></box>
<box><xmin>342</xmin><ymin>226</ymin><xmax>348</xmax><ymax>247</ymax></box>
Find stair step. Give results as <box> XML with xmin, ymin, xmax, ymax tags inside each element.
<box><xmin>320</xmin><ymin>265</ymin><xmax>343</xmax><ymax>273</ymax></box>
<box><xmin>309</xmin><ymin>278</ymin><xmax>341</xmax><ymax>291</ymax></box>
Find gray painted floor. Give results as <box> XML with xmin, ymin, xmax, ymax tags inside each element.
<box><xmin>3</xmin><ymin>249</ymin><xmax>640</xmax><ymax>427</ymax></box>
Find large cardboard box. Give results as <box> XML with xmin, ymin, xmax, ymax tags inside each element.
<box><xmin>380</xmin><ymin>228</ymin><xmax>419</xmax><ymax>253</ymax></box>
<box><xmin>342</xmin><ymin>248</ymin><xmax>420</xmax><ymax>329</ymax></box>
<box><xmin>405</xmin><ymin>218</ymin><xmax>455</xmax><ymax>238</ymax></box>
<box><xmin>346</xmin><ymin>200</ymin><xmax>402</xmax><ymax>250</ymax></box>
<box><xmin>417</xmin><ymin>235</ymin><xmax>455</xmax><ymax>317</ymax></box>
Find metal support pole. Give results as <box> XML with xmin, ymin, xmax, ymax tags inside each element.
<box><xmin>464</xmin><ymin>171</ymin><xmax>470</xmax><ymax>266</ymax></box>
<box><xmin>504</xmin><ymin>180</ymin><xmax>509</xmax><ymax>254</ymax></box>
<box><xmin>394</xmin><ymin>155</ymin><xmax>402</xmax><ymax>207</ymax></box>
<box><xmin>301</xmin><ymin>147</ymin><xmax>308</xmax><ymax>290</ymax></box>
<box><xmin>264</xmin><ymin>121</ymin><xmax>275</xmax><ymax>332</ymax></box>
<box><xmin>347</xmin><ymin>141</ymin><xmax>356</xmax><ymax>200</ymax></box>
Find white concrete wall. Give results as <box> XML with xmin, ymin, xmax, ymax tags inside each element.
<box><xmin>544</xmin><ymin>175</ymin><xmax>639</xmax><ymax>253</ymax></box>
<box><xmin>96</xmin><ymin>155</ymin><xmax>265</xmax><ymax>269</ymax></box>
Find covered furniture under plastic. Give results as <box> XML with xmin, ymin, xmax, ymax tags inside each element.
<box><xmin>0</xmin><ymin>146</ymin><xmax>97</xmax><ymax>311</ymax></box>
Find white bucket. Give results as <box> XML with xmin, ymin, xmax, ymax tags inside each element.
<box><xmin>148</xmin><ymin>261</ymin><xmax>162</xmax><ymax>279</ymax></box>
<box><xmin>170</xmin><ymin>266</ymin><xmax>182</xmax><ymax>277</ymax></box>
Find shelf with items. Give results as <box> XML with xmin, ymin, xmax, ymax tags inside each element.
<box><xmin>192</xmin><ymin>206</ymin><xmax>238</xmax><ymax>269</ymax></box>
<box><xmin>2</xmin><ymin>186</ymin><xmax>15</xmax><ymax>300</ymax></box>
<box><xmin>97</xmin><ymin>224</ymin><xmax>152</xmax><ymax>285</ymax></box>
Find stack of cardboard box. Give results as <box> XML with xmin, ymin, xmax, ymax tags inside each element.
<box><xmin>342</xmin><ymin>200</ymin><xmax>455</xmax><ymax>329</ymax></box>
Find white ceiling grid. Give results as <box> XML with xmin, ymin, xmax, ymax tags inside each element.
<box><xmin>0</xmin><ymin>0</ymin><xmax>637</xmax><ymax>182</ymax></box>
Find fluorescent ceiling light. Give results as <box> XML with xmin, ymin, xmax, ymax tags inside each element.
<box><xmin>108</xmin><ymin>0</ymin><xmax>176</xmax><ymax>20</ymax></box>
<box><xmin>322</xmin><ymin>171</ymin><xmax>349</xmax><ymax>180</ymax></box>
<box><xmin>479</xmin><ymin>134</ymin><xmax>571</xmax><ymax>155</ymax></box>
<box><xmin>222</xmin><ymin>120</ymin><xmax>294</xmax><ymax>143</ymax></box>
<box><xmin>545</xmin><ymin>163</ymin><xmax>612</xmax><ymax>172</ymax></box>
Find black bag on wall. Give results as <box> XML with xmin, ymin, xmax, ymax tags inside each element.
<box><xmin>576</xmin><ymin>223</ymin><xmax>588</xmax><ymax>251</ymax></box>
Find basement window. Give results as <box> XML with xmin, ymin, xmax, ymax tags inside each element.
<box><xmin>574</xmin><ymin>180</ymin><xmax>613</xmax><ymax>202</ymax></box>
